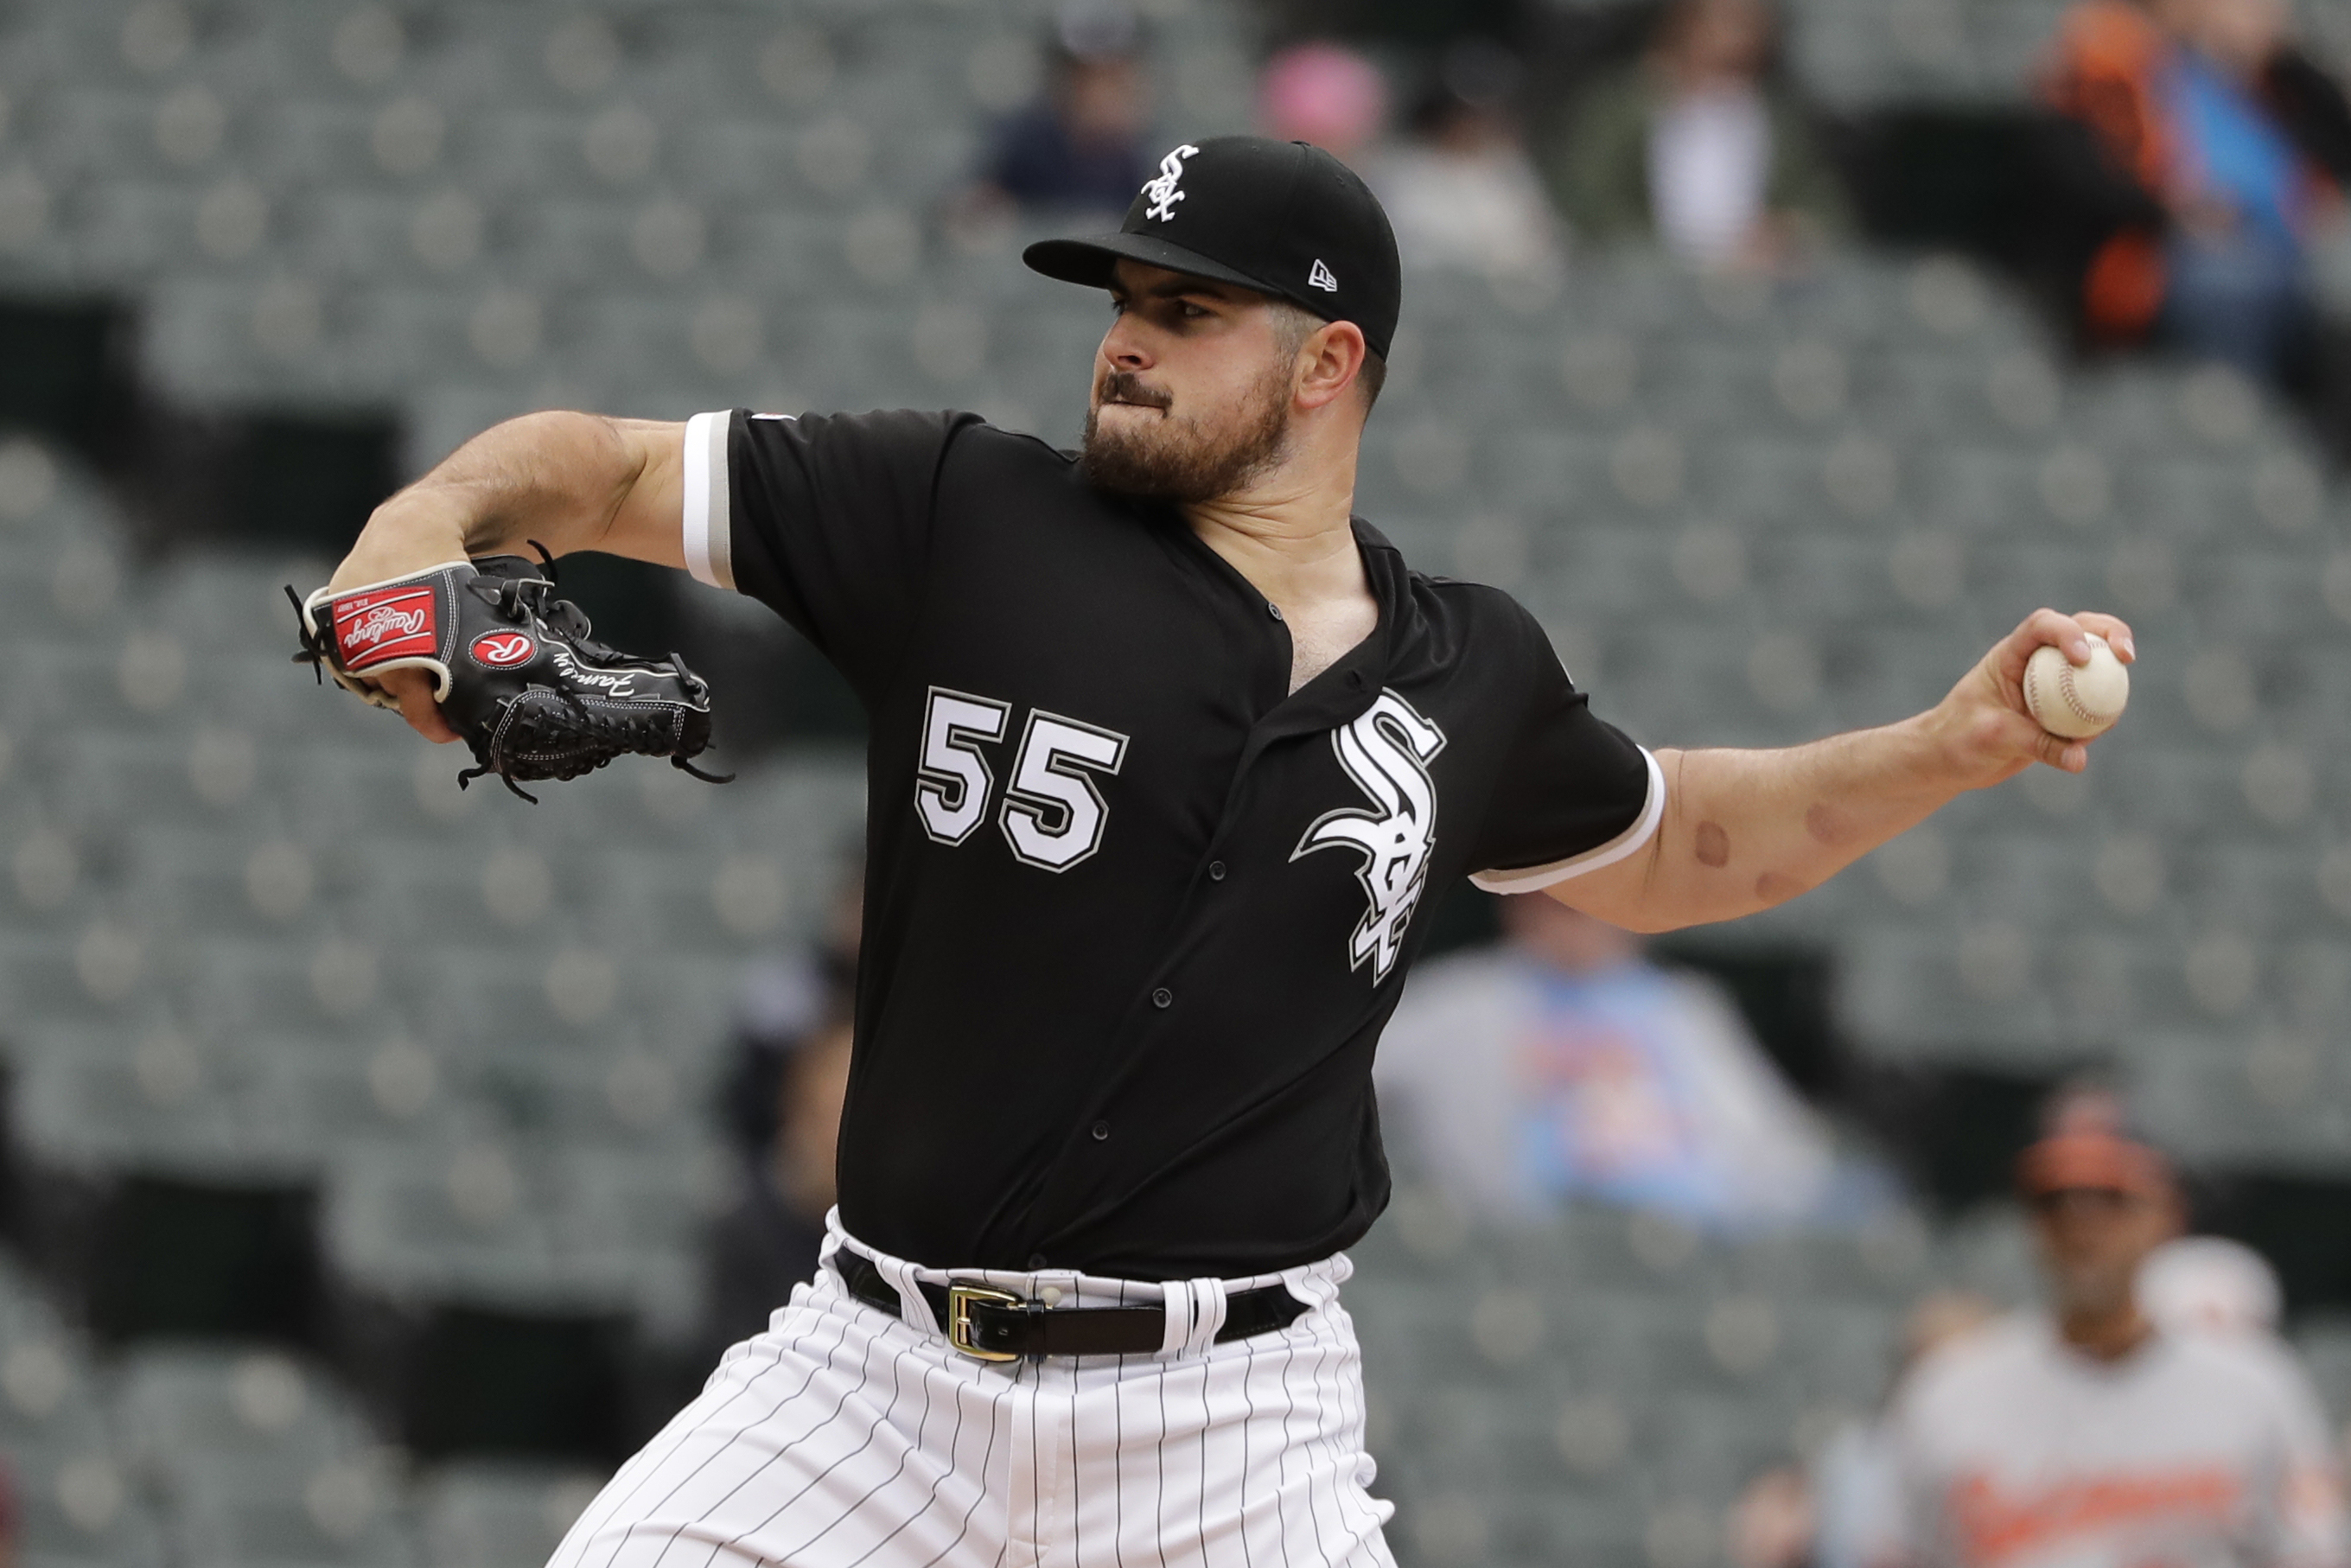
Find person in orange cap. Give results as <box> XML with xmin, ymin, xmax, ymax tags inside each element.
<box><xmin>2014</xmin><ymin>1110</ymin><xmax>2185</xmax><ymax>1361</ymax></box>
<box><xmin>1880</xmin><ymin>1099</ymin><xmax>2347</xmax><ymax>1568</ymax></box>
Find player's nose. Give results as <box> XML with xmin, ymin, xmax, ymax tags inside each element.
<box><xmin>1098</xmin><ymin>316</ymin><xmax>1155</xmax><ymax>371</ymax></box>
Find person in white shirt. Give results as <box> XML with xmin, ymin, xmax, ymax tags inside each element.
<box><xmin>1887</xmin><ymin>1119</ymin><xmax>2347</xmax><ymax>1568</ymax></box>
<box><xmin>1539</xmin><ymin>0</ymin><xmax>1851</xmax><ymax>267</ymax></box>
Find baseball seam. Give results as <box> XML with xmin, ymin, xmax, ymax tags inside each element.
<box><xmin>2055</xmin><ymin>667</ymin><xmax>2098</xmax><ymax>723</ymax></box>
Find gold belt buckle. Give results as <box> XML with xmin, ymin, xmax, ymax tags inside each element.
<box><xmin>946</xmin><ymin>1284</ymin><xmax>1026</xmax><ymax>1361</ymax></box>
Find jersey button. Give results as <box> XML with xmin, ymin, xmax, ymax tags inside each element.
<box><xmin>1266</xmin><ymin>602</ymin><xmax>1284</xmax><ymax>621</ymax></box>
<box><xmin>1150</xmin><ymin>987</ymin><xmax>1173</xmax><ymax>1009</ymax></box>
<box><xmin>1091</xmin><ymin>1120</ymin><xmax>1111</xmax><ymax>1141</ymax></box>
<box><xmin>1028</xmin><ymin>1253</ymin><xmax>1048</xmax><ymax>1269</ymax></box>
<box><xmin>1207</xmin><ymin>860</ymin><xmax>1226</xmax><ymax>882</ymax></box>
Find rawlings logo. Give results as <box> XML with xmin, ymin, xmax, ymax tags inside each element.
<box><xmin>333</xmin><ymin>586</ymin><xmax>437</xmax><ymax>666</ymax></box>
<box><xmin>470</xmin><ymin>631</ymin><xmax>536</xmax><ymax>668</ymax></box>
<box><xmin>1291</xmin><ymin>690</ymin><xmax>1448</xmax><ymax>983</ymax></box>
<box><xmin>347</xmin><ymin>604</ymin><xmax>426</xmax><ymax>647</ymax></box>
<box><xmin>1140</xmin><ymin>143</ymin><xmax>1201</xmax><ymax>222</ymax></box>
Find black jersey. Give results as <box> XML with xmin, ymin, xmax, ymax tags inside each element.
<box><xmin>679</xmin><ymin>408</ymin><xmax>1661</xmax><ymax>1279</ymax></box>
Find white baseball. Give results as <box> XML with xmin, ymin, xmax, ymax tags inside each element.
<box><xmin>2023</xmin><ymin>633</ymin><xmax>2128</xmax><ymax>739</ymax></box>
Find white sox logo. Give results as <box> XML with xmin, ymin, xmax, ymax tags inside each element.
<box><xmin>1291</xmin><ymin>690</ymin><xmax>1446</xmax><ymax>982</ymax></box>
<box><xmin>469</xmin><ymin>631</ymin><xmax>536</xmax><ymax>668</ymax></box>
<box><xmin>1141</xmin><ymin>143</ymin><xmax>1201</xmax><ymax>222</ymax></box>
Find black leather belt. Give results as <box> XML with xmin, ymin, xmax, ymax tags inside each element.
<box><xmin>835</xmin><ymin>1250</ymin><xmax>1309</xmax><ymax>1361</ymax></box>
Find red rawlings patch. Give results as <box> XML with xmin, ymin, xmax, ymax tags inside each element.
<box><xmin>470</xmin><ymin>631</ymin><xmax>537</xmax><ymax>668</ymax></box>
<box><xmin>333</xmin><ymin>585</ymin><xmax>436</xmax><ymax>669</ymax></box>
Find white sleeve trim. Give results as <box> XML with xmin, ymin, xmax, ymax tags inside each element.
<box><xmin>681</xmin><ymin>410</ymin><xmax>734</xmax><ymax>590</ymax></box>
<box><xmin>1469</xmin><ymin>746</ymin><xmax>1666</xmax><ymax>894</ymax></box>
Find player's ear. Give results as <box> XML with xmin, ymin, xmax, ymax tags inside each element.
<box><xmin>1295</xmin><ymin>320</ymin><xmax>1368</xmax><ymax>415</ymax></box>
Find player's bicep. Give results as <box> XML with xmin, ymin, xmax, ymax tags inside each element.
<box><xmin>590</xmin><ymin>417</ymin><xmax>691</xmax><ymax>570</ymax></box>
<box><xmin>1537</xmin><ymin>829</ymin><xmax>1666</xmax><ymax>926</ymax></box>
<box><xmin>673</xmin><ymin>409</ymin><xmax>963</xmax><ymax>694</ymax></box>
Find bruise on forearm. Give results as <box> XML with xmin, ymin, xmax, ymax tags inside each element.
<box><xmin>1683</xmin><ymin>809</ymin><xmax>1806</xmax><ymax>908</ymax></box>
<box><xmin>1804</xmin><ymin>801</ymin><xmax>1857</xmax><ymax>846</ymax></box>
<box><xmin>1647</xmin><ymin>725</ymin><xmax>1953</xmax><ymax>927</ymax></box>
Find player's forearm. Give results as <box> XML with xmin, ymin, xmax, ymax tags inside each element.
<box><xmin>330</xmin><ymin>411</ymin><xmax>676</xmax><ymax>590</ymax></box>
<box><xmin>1556</xmin><ymin>608</ymin><xmax>2136</xmax><ymax>933</ymax></box>
<box><xmin>1571</xmin><ymin>711</ymin><xmax>1968</xmax><ymax>933</ymax></box>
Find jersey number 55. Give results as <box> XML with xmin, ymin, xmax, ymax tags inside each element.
<box><xmin>914</xmin><ymin>687</ymin><xmax>1131</xmax><ymax>873</ymax></box>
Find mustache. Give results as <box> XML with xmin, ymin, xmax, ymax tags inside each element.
<box><xmin>1098</xmin><ymin>372</ymin><xmax>1172</xmax><ymax>411</ymax></box>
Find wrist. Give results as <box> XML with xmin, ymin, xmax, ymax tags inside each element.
<box><xmin>1893</xmin><ymin>704</ymin><xmax>1983</xmax><ymax>800</ymax></box>
<box><xmin>330</xmin><ymin>494</ymin><xmax>474</xmax><ymax>591</ymax></box>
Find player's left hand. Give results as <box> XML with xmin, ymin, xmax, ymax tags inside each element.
<box><xmin>1934</xmin><ymin>608</ymin><xmax>2137</xmax><ymax>785</ymax></box>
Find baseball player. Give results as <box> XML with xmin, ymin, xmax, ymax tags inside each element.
<box><xmin>1884</xmin><ymin>1123</ymin><xmax>2347</xmax><ymax>1568</ymax></box>
<box><xmin>315</xmin><ymin>137</ymin><xmax>2136</xmax><ymax>1567</ymax></box>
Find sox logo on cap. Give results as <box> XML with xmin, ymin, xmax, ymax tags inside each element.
<box><xmin>1023</xmin><ymin>135</ymin><xmax>1405</xmax><ymax>358</ymax></box>
<box><xmin>1142</xmin><ymin>144</ymin><xmax>1201</xmax><ymax>222</ymax></box>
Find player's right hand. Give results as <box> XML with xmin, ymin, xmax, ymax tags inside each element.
<box><xmin>1938</xmin><ymin>606</ymin><xmax>2136</xmax><ymax>781</ymax></box>
<box><xmin>373</xmin><ymin>666</ymin><xmax>462</xmax><ymax>743</ymax></box>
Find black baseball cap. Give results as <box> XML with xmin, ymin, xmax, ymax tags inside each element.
<box><xmin>1023</xmin><ymin>136</ymin><xmax>1402</xmax><ymax>360</ymax></box>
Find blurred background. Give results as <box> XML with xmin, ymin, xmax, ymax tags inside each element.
<box><xmin>2</xmin><ymin>0</ymin><xmax>2351</xmax><ymax>1563</ymax></box>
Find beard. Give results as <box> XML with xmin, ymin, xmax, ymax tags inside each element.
<box><xmin>1077</xmin><ymin>363</ymin><xmax>1292</xmax><ymax>504</ymax></box>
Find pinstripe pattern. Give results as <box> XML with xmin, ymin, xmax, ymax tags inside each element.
<box><xmin>547</xmin><ymin>1219</ymin><xmax>1395</xmax><ymax>1568</ymax></box>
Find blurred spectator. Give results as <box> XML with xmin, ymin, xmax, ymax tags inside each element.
<box><xmin>1375</xmin><ymin>894</ymin><xmax>1871</xmax><ymax>1229</ymax></box>
<box><xmin>1539</xmin><ymin>0</ymin><xmax>1850</xmax><ymax>268</ymax></box>
<box><xmin>1365</xmin><ymin>42</ymin><xmax>1564</xmax><ymax>280</ymax></box>
<box><xmin>696</xmin><ymin>864</ymin><xmax>862</xmax><ymax>1363</ymax></box>
<box><xmin>698</xmin><ymin>1010</ymin><xmax>852</xmax><ymax>1361</ymax></box>
<box><xmin>2044</xmin><ymin>0</ymin><xmax>2351</xmax><ymax>379</ymax></box>
<box><xmin>1883</xmin><ymin>1109</ymin><xmax>2348</xmax><ymax>1568</ymax></box>
<box><xmin>966</xmin><ymin>3</ymin><xmax>1153</xmax><ymax>219</ymax></box>
<box><xmin>1805</xmin><ymin>1291</ymin><xmax>2001</xmax><ymax>1568</ymax></box>
<box><xmin>1734</xmin><ymin>1464</ymin><xmax>1819</xmax><ymax>1568</ymax></box>
<box><xmin>2140</xmin><ymin>1233</ymin><xmax>2285</xmax><ymax>1339</ymax></box>
<box><xmin>1258</xmin><ymin>41</ymin><xmax>1389</xmax><ymax>166</ymax></box>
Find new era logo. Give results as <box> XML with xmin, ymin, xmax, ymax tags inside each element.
<box><xmin>1308</xmin><ymin>258</ymin><xmax>1339</xmax><ymax>292</ymax></box>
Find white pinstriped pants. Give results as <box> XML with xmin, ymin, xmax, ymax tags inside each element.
<box><xmin>549</xmin><ymin>1215</ymin><xmax>1397</xmax><ymax>1568</ymax></box>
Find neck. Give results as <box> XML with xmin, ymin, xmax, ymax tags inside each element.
<box><xmin>1182</xmin><ymin>430</ymin><xmax>1361</xmax><ymax>602</ymax></box>
<box><xmin>1182</xmin><ymin>427</ymin><xmax>1377</xmax><ymax>693</ymax></box>
<box><xmin>2059</xmin><ymin>1302</ymin><xmax>2154</xmax><ymax>1362</ymax></box>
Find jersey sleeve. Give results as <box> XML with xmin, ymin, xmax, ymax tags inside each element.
<box><xmin>1467</xmin><ymin>607</ymin><xmax>1662</xmax><ymax>894</ymax></box>
<box><xmin>680</xmin><ymin>408</ymin><xmax>976</xmax><ymax>699</ymax></box>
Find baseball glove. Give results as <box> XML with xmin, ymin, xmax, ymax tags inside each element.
<box><xmin>291</xmin><ymin>549</ymin><xmax>730</xmax><ymax>802</ymax></box>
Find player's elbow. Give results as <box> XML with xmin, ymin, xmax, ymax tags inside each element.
<box><xmin>1539</xmin><ymin>883</ymin><xmax>1686</xmax><ymax>936</ymax></box>
<box><xmin>1608</xmin><ymin>906</ymin><xmax>1704</xmax><ymax>936</ymax></box>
